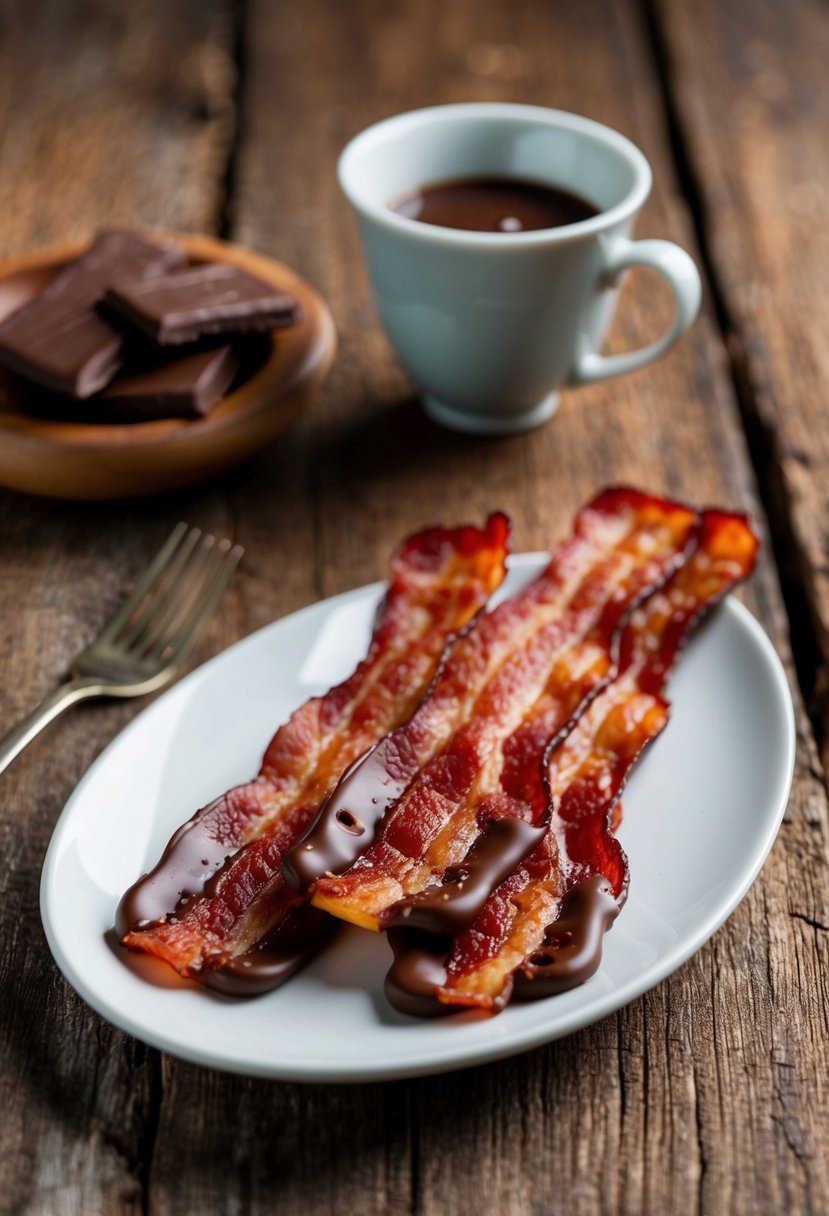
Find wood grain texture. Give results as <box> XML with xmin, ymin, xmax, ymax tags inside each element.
<box><xmin>651</xmin><ymin>0</ymin><xmax>829</xmax><ymax>755</ymax></box>
<box><xmin>0</xmin><ymin>0</ymin><xmax>826</xmax><ymax>1213</ymax></box>
<box><xmin>0</xmin><ymin>2</ymin><xmax>239</xmax><ymax>1213</ymax></box>
<box><xmin>144</xmin><ymin>1</ymin><xmax>829</xmax><ymax>1215</ymax></box>
<box><xmin>0</xmin><ymin>0</ymin><xmax>237</xmax><ymax>252</ymax></box>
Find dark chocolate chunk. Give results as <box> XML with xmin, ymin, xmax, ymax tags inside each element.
<box><xmin>0</xmin><ymin>230</ymin><xmax>183</xmax><ymax>398</ymax></box>
<box><xmin>0</xmin><ymin>267</ymin><xmax>56</xmax><ymax>326</ymax></box>
<box><xmin>99</xmin><ymin>343</ymin><xmax>240</xmax><ymax>420</ymax></box>
<box><xmin>103</xmin><ymin>262</ymin><xmax>298</xmax><ymax>345</ymax></box>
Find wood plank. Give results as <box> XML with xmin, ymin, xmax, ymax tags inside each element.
<box><xmin>651</xmin><ymin>0</ymin><xmax>829</xmax><ymax>750</ymax></box>
<box><xmin>0</xmin><ymin>3</ymin><xmax>240</xmax><ymax>1213</ymax></box>
<box><xmin>1</xmin><ymin>0</ymin><xmax>825</xmax><ymax>1213</ymax></box>
<box><xmin>144</xmin><ymin>1</ymin><xmax>829</xmax><ymax>1215</ymax></box>
<box><xmin>0</xmin><ymin>0</ymin><xmax>237</xmax><ymax>254</ymax></box>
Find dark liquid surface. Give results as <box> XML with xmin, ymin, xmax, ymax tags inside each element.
<box><xmin>391</xmin><ymin>176</ymin><xmax>598</xmax><ymax>233</ymax></box>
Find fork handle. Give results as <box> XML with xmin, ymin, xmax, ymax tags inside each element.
<box><xmin>0</xmin><ymin>678</ymin><xmax>103</xmax><ymax>777</ymax></box>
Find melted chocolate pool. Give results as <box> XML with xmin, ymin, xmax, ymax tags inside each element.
<box><xmin>390</xmin><ymin>176</ymin><xmax>598</xmax><ymax>234</ymax></box>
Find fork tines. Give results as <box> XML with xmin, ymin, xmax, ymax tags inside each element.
<box><xmin>104</xmin><ymin>524</ymin><xmax>244</xmax><ymax>667</ymax></box>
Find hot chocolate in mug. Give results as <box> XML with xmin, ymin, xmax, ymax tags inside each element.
<box><xmin>339</xmin><ymin>103</ymin><xmax>702</xmax><ymax>435</ymax></box>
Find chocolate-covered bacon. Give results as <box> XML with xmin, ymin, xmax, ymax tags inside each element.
<box><xmin>116</xmin><ymin>513</ymin><xmax>510</xmax><ymax>986</ymax></box>
<box><xmin>401</xmin><ymin>509</ymin><xmax>758</xmax><ymax>1015</ymax></box>
<box><xmin>286</xmin><ymin>489</ymin><xmax>700</xmax><ymax>932</ymax></box>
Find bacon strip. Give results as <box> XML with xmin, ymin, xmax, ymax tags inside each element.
<box><xmin>407</xmin><ymin>509</ymin><xmax>758</xmax><ymax>1014</ymax></box>
<box><xmin>117</xmin><ymin>514</ymin><xmax>510</xmax><ymax>984</ymax></box>
<box><xmin>286</xmin><ymin>489</ymin><xmax>700</xmax><ymax>931</ymax></box>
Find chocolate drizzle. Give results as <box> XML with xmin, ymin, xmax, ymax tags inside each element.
<box><xmin>385</xmin><ymin>874</ymin><xmax>620</xmax><ymax>1015</ymax></box>
<box><xmin>202</xmin><ymin>906</ymin><xmax>335</xmax><ymax>997</ymax></box>
<box><xmin>512</xmin><ymin>875</ymin><xmax>620</xmax><ymax>1000</ymax></box>
<box><xmin>203</xmin><ymin>946</ymin><xmax>307</xmax><ymax>996</ymax></box>
<box><xmin>385</xmin><ymin>817</ymin><xmax>547</xmax><ymax>934</ymax></box>
<box><xmin>282</xmin><ymin>743</ymin><xmax>411</xmax><ymax>892</ymax></box>
<box><xmin>385</xmin><ymin>929</ymin><xmax>450</xmax><ymax>1017</ymax></box>
<box><xmin>114</xmin><ymin>794</ymin><xmax>239</xmax><ymax>939</ymax></box>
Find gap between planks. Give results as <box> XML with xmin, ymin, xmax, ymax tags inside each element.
<box><xmin>641</xmin><ymin>0</ymin><xmax>825</xmax><ymax>759</ymax></box>
<box><xmin>217</xmin><ymin>0</ymin><xmax>249</xmax><ymax>241</ymax></box>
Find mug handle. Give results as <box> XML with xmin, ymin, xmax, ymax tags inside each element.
<box><xmin>568</xmin><ymin>236</ymin><xmax>702</xmax><ymax>385</ymax></box>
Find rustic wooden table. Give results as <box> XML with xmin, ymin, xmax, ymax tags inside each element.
<box><xmin>1</xmin><ymin>1</ymin><xmax>827</xmax><ymax>1212</ymax></box>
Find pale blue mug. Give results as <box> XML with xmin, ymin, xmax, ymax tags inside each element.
<box><xmin>339</xmin><ymin>103</ymin><xmax>702</xmax><ymax>435</ymax></box>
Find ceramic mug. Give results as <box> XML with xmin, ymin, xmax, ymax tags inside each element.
<box><xmin>339</xmin><ymin>102</ymin><xmax>702</xmax><ymax>435</ymax></box>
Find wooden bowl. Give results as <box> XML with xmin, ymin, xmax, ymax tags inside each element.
<box><xmin>0</xmin><ymin>233</ymin><xmax>336</xmax><ymax>499</ymax></box>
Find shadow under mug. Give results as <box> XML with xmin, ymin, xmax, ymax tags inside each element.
<box><xmin>339</xmin><ymin>103</ymin><xmax>702</xmax><ymax>435</ymax></box>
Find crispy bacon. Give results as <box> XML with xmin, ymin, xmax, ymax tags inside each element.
<box><xmin>117</xmin><ymin>514</ymin><xmax>510</xmax><ymax>983</ymax></box>
<box><xmin>289</xmin><ymin>489</ymin><xmax>700</xmax><ymax>931</ymax></box>
<box><xmin>424</xmin><ymin>509</ymin><xmax>758</xmax><ymax>1013</ymax></box>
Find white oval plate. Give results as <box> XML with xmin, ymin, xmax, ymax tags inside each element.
<box><xmin>41</xmin><ymin>555</ymin><xmax>795</xmax><ymax>1082</ymax></box>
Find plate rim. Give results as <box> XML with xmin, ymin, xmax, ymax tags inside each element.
<box><xmin>40</xmin><ymin>557</ymin><xmax>796</xmax><ymax>1082</ymax></box>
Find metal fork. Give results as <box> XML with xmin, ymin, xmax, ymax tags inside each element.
<box><xmin>0</xmin><ymin>523</ymin><xmax>244</xmax><ymax>777</ymax></box>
